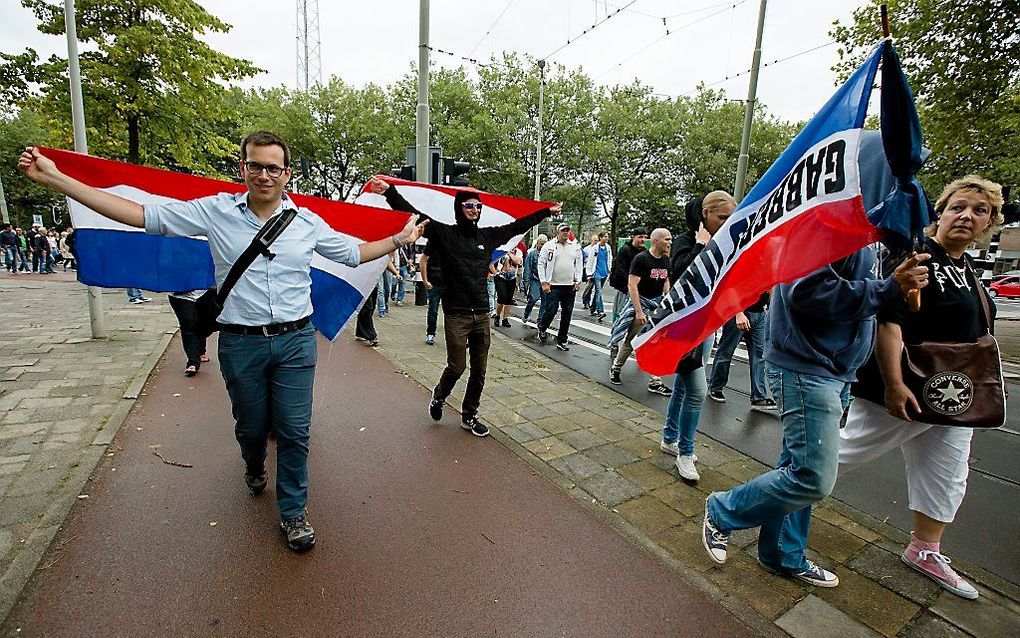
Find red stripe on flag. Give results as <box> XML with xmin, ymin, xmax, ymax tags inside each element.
<box><xmin>373</xmin><ymin>175</ymin><xmax>555</xmax><ymax>220</ymax></box>
<box><xmin>635</xmin><ymin>195</ymin><xmax>882</xmax><ymax>376</ymax></box>
<box><xmin>42</xmin><ymin>147</ymin><xmax>410</xmax><ymax>241</ymax></box>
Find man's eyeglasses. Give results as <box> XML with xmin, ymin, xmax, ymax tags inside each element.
<box><xmin>462</xmin><ymin>202</ymin><xmax>483</xmax><ymax>211</ymax></box>
<box><xmin>243</xmin><ymin>161</ymin><xmax>287</xmax><ymax>178</ymax></box>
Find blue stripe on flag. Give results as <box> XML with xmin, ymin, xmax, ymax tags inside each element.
<box><xmin>75</xmin><ymin>228</ymin><xmax>215</xmax><ymax>292</ymax></box>
<box><xmin>309</xmin><ymin>268</ymin><xmax>365</xmax><ymax>340</ymax></box>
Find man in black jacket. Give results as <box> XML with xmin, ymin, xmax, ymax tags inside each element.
<box><xmin>369</xmin><ymin>177</ymin><xmax>557</xmax><ymax>437</ymax></box>
<box><xmin>609</xmin><ymin>227</ymin><xmax>648</xmax><ymax>324</ymax></box>
<box><xmin>1</xmin><ymin>224</ymin><xmax>19</xmax><ymax>273</ymax></box>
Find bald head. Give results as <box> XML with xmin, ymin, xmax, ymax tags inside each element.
<box><xmin>649</xmin><ymin>227</ymin><xmax>672</xmax><ymax>257</ymax></box>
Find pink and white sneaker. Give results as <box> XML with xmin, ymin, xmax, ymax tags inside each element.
<box><xmin>902</xmin><ymin>537</ymin><xmax>978</xmax><ymax>600</ymax></box>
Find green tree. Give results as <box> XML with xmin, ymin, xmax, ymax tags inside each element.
<box><xmin>0</xmin><ymin>110</ymin><xmax>63</xmax><ymax>227</ymax></box>
<box><xmin>831</xmin><ymin>0</ymin><xmax>1020</xmax><ymax>190</ymax></box>
<box><xmin>2</xmin><ymin>0</ymin><xmax>259</xmax><ymax>173</ymax></box>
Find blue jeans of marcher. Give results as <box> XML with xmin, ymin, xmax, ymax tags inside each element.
<box><xmin>590</xmin><ymin>276</ymin><xmax>606</xmax><ymax>314</ymax></box>
<box><xmin>426</xmin><ymin>284</ymin><xmax>443</xmax><ymax>336</ymax></box>
<box><xmin>522</xmin><ymin>280</ymin><xmax>546</xmax><ymax>323</ymax></box>
<box><xmin>395</xmin><ymin>265</ymin><xmax>408</xmax><ymax>302</ymax></box>
<box><xmin>377</xmin><ymin>271</ymin><xmax>392</xmax><ymax>314</ymax></box>
<box><xmin>126</xmin><ymin>287</ymin><xmax>144</xmax><ymax>301</ymax></box>
<box><xmin>662</xmin><ymin>338</ymin><xmax>712</xmax><ymax>454</ymax></box>
<box><xmin>3</xmin><ymin>246</ymin><xmax>16</xmax><ymax>271</ymax></box>
<box><xmin>707</xmin><ymin>363</ymin><xmax>850</xmax><ymax>573</ymax></box>
<box><xmin>218</xmin><ymin>323</ymin><xmax>318</xmax><ymax>520</ymax></box>
<box><xmin>708</xmin><ymin>311</ymin><xmax>768</xmax><ymax>401</ymax></box>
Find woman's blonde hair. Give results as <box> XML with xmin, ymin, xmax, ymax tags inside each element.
<box><xmin>928</xmin><ymin>175</ymin><xmax>1004</xmax><ymax>243</ymax></box>
<box><xmin>702</xmin><ymin>190</ymin><xmax>736</xmax><ymax>217</ymax></box>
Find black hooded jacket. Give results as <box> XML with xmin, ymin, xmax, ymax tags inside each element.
<box><xmin>669</xmin><ymin>196</ymin><xmax>705</xmax><ymax>283</ymax></box>
<box><xmin>383</xmin><ymin>186</ymin><xmax>552</xmax><ymax>315</ymax></box>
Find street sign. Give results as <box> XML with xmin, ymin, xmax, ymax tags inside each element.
<box><xmin>32</xmin><ymin>214</ymin><xmax>43</xmax><ymax>226</ymax></box>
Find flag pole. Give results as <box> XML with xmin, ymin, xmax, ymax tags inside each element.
<box><xmin>64</xmin><ymin>0</ymin><xmax>106</xmax><ymax>339</ymax></box>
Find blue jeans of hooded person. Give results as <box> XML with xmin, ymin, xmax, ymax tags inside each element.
<box><xmin>707</xmin><ymin>363</ymin><xmax>850</xmax><ymax>573</ymax></box>
<box><xmin>708</xmin><ymin>310</ymin><xmax>768</xmax><ymax>401</ymax></box>
<box><xmin>126</xmin><ymin>287</ymin><xmax>144</xmax><ymax>301</ymax></box>
<box><xmin>395</xmin><ymin>265</ymin><xmax>408</xmax><ymax>302</ymax></box>
<box><xmin>218</xmin><ymin>323</ymin><xmax>318</xmax><ymax>520</ymax></box>
<box><xmin>522</xmin><ymin>280</ymin><xmax>546</xmax><ymax>323</ymax></box>
<box><xmin>2</xmin><ymin>246</ymin><xmax>16</xmax><ymax>272</ymax></box>
<box><xmin>426</xmin><ymin>283</ymin><xmax>443</xmax><ymax>336</ymax></box>
<box><xmin>377</xmin><ymin>271</ymin><xmax>392</xmax><ymax>314</ymax></box>
<box><xmin>662</xmin><ymin>337</ymin><xmax>712</xmax><ymax>454</ymax></box>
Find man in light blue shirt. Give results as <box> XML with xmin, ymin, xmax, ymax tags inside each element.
<box><xmin>19</xmin><ymin>131</ymin><xmax>426</xmax><ymax>552</ymax></box>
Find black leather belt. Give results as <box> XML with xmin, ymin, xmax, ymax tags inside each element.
<box><xmin>219</xmin><ymin>317</ymin><xmax>310</xmax><ymax>337</ymax></box>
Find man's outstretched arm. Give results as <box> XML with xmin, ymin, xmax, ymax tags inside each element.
<box><xmin>19</xmin><ymin>147</ymin><xmax>145</xmax><ymax>228</ymax></box>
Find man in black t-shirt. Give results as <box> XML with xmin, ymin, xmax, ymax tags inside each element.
<box><xmin>610</xmin><ymin>228</ymin><xmax>672</xmax><ymax>395</ymax></box>
<box><xmin>609</xmin><ymin>227</ymin><xmax>648</xmax><ymax>322</ymax></box>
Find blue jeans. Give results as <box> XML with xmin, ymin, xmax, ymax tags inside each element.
<box><xmin>662</xmin><ymin>338</ymin><xmax>712</xmax><ymax>454</ymax></box>
<box><xmin>522</xmin><ymin>280</ymin><xmax>546</xmax><ymax>323</ymax></box>
<box><xmin>590</xmin><ymin>276</ymin><xmax>606</xmax><ymax>314</ymax></box>
<box><xmin>395</xmin><ymin>265</ymin><xmax>408</xmax><ymax>302</ymax></box>
<box><xmin>426</xmin><ymin>283</ymin><xmax>443</xmax><ymax>336</ymax></box>
<box><xmin>708</xmin><ymin>311</ymin><xmax>768</xmax><ymax>401</ymax></box>
<box><xmin>487</xmin><ymin>278</ymin><xmax>495</xmax><ymax>314</ymax></box>
<box><xmin>707</xmin><ymin>363</ymin><xmax>850</xmax><ymax>573</ymax></box>
<box><xmin>126</xmin><ymin>288</ymin><xmax>144</xmax><ymax>301</ymax></box>
<box><xmin>2</xmin><ymin>246</ymin><xmax>16</xmax><ymax>271</ymax></box>
<box><xmin>377</xmin><ymin>272</ymin><xmax>392</xmax><ymax>313</ymax></box>
<box><xmin>218</xmin><ymin>324</ymin><xmax>318</xmax><ymax>520</ymax></box>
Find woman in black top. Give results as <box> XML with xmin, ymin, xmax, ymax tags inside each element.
<box><xmin>839</xmin><ymin>176</ymin><xmax>1004</xmax><ymax>600</ymax></box>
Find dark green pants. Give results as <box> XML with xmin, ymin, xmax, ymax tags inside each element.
<box><xmin>434</xmin><ymin>312</ymin><xmax>490</xmax><ymax>419</ymax></box>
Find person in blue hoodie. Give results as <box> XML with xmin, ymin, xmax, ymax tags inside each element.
<box><xmin>698</xmin><ymin>131</ymin><xmax>932</xmax><ymax>588</ymax></box>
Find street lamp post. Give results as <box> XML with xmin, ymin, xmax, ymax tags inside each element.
<box><xmin>531</xmin><ymin>59</ymin><xmax>546</xmax><ymax>245</ymax></box>
<box><xmin>733</xmin><ymin>0</ymin><xmax>768</xmax><ymax>204</ymax></box>
<box><xmin>64</xmin><ymin>0</ymin><xmax>106</xmax><ymax>338</ymax></box>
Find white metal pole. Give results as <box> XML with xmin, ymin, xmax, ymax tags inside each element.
<box><xmin>416</xmin><ymin>0</ymin><xmax>431</xmax><ymax>183</ymax></box>
<box><xmin>64</xmin><ymin>0</ymin><xmax>106</xmax><ymax>339</ymax></box>
<box><xmin>733</xmin><ymin>0</ymin><xmax>767</xmax><ymax>204</ymax></box>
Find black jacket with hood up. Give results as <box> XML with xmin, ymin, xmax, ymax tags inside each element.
<box><xmin>383</xmin><ymin>186</ymin><xmax>551</xmax><ymax>315</ymax></box>
<box><xmin>669</xmin><ymin>196</ymin><xmax>705</xmax><ymax>283</ymax></box>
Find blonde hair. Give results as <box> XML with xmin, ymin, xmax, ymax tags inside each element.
<box><xmin>927</xmin><ymin>175</ymin><xmax>1004</xmax><ymax>243</ymax></box>
<box><xmin>702</xmin><ymin>190</ymin><xmax>736</xmax><ymax>216</ymax></box>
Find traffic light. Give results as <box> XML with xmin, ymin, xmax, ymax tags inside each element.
<box><xmin>442</xmin><ymin>157</ymin><xmax>470</xmax><ymax>186</ymax></box>
<box><xmin>391</xmin><ymin>165</ymin><xmax>415</xmax><ymax>181</ymax></box>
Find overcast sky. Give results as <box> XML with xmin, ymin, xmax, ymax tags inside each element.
<box><xmin>1</xmin><ymin>0</ymin><xmax>868</xmax><ymax>123</ymax></box>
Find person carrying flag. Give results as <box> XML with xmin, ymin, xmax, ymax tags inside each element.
<box><xmin>368</xmin><ymin>177</ymin><xmax>557</xmax><ymax>437</ymax></box>
<box><xmin>18</xmin><ymin>133</ymin><xmax>427</xmax><ymax>552</ymax></box>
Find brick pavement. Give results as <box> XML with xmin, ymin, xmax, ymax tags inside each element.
<box><xmin>0</xmin><ymin>273</ymin><xmax>177</xmax><ymax>623</ymax></box>
<box><xmin>370</xmin><ymin>303</ymin><xmax>1020</xmax><ymax>638</ymax></box>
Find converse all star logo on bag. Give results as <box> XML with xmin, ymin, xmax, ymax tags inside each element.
<box><xmin>923</xmin><ymin>372</ymin><xmax>973</xmax><ymax>416</ymax></box>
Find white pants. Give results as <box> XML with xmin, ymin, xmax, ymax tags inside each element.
<box><xmin>838</xmin><ymin>398</ymin><xmax>973</xmax><ymax>523</ymax></box>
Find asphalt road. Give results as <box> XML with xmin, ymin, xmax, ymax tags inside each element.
<box><xmin>4</xmin><ymin>333</ymin><xmax>751</xmax><ymax>638</ymax></box>
<box><xmin>504</xmin><ymin>291</ymin><xmax>1020</xmax><ymax>587</ymax></box>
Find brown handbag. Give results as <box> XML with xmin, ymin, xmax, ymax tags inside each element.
<box><xmin>897</xmin><ymin>263</ymin><xmax>1006</xmax><ymax>428</ymax></box>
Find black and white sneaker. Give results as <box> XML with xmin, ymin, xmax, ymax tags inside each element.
<box><xmin>244</xmin><ymin>467</ymin><xmax>267</xmax><ymax>494</ymax></box>
<box><xmin>609</xmin><ymin>368</ymin><xmax>622</xmax><ymax>385</ymax></box>
<box><xmin>538</xmin><ymin>330</ymin><xmax>548</xmax><ymax>344</ymax></box>
<box><xmin>556</xmin><ymin>342</ymin><xmax>569</xmax><ymax>351</ymax></box>
<box><xmin>701</xmin><ymin>499</ymin><xmax>729</xmax><ymax>564</ymax></box>
<box><xmin>709</xmin><ymin>389</ymin><xmax>726</xmax><ymax>403</ymax></box>
<box><xmin>280</xmin><ymin>514</ymin><xmax>316</xmax><ymax>552</ymax></box>
<box><xmin>750</xmin><ymin>398</ymin><xmax>777</xmax><ymax>412</ymax></box>
<box><xmin>461</xmin><ymin>416</ymin><xmax>489</xmax><ymax>437</ymax></box>
<box><xmin>648</xmin><ymin>380</ymin><xmax>672</xmax><ymax>396</ymax></box>
<box><xmin>428</xmin><ymin>397</ymin><xmax>444</xmax><ymax>422</ymax></box>
<box><xmin>792</xmin><ymin>561</ymin><xmax>840</xmax><ymax>587</ymax></box>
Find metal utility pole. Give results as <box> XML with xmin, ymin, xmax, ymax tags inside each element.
<box><xmin>733</xmin><ymin>0</ymin><xmax>767</xmax><ymax>204</ymax></box>
<box><xmin>531</xmin><ymin>60</ymin><xmax>546</xmax><ymax>245</ymax></box>
<box><xmin>0</xmin><ymin>173</ymin><xmax>10</xmax><ymax>224</ymax></box>
<box><xmin>416</xmin><ymin>0</ymin><xmax>431</xmax><ymax>183</ymax></box>
<box><xmin>64</xmin><ymin>0</ymin><xmax>105</xmax><ymax>339</ymax></box>
<box><xmin>295</xmin><ymin>0</ymin><xmax>322</xmax><ymax>91</ymax></box>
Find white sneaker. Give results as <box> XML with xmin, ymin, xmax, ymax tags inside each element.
<box><xmin>660</xmin><ymin>440</ymin><xmax>679</xmax><ymax>456</ymax></box>
<box><xmin>675</xmin><ymin>454</ymin><xmax>700</xmax><ymax>481</ymax></box>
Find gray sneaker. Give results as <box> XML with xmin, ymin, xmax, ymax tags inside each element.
<box><xmin>280</xmin><ymin>514</ymin><xmax>316</xmax><ymax>552</ymax></box>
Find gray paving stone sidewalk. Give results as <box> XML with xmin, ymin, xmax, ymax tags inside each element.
<box><xmin>369</xmin><ymin>303</ymin><xmax>1020</xmax><ymax>638</ymax></box>
<box><xmin>0</xmin><ymin>273</ymin><xmax>176</xmax><ymax>623</ymax></box>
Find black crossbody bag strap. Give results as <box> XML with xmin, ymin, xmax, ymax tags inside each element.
<box><xmin>964</xmin><ymin>259</ymin><xmax>994</xmax><ymax>336</ymax></box>
<box><xmin>215</xmin><ymin>208</ymin><xmax>299</xmax><ymax>306</ymax></box>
